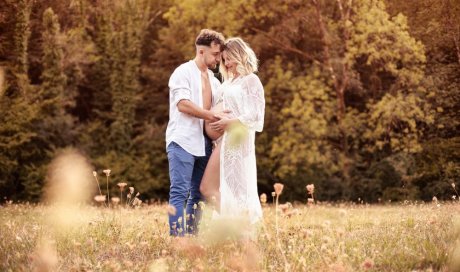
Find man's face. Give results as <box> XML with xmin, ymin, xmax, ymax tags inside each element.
<box><xmin>203</xmin><ymin>41</ymin><xmax>222</xmax><ymax>69</ymax></box>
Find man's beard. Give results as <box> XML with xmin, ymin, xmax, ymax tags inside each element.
<box><xmin>207</xmin><ymin>62</ymin><xmax>217</xmax><ymax>69</ymax></box>
<box><xmin>205</xmin><ymin>57</ymin><xmax>217</xmax><ymax>69</ymax></box>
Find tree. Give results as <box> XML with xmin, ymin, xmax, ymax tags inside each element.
<box><xmin>270</xmin><ymin>0</ymin><xmax>434</xmax><ymax>201</ymax></box>
<box><xmin>0</xmin><ymin>0</ymin><xmax>41</xmax><ymax>201</ymax></box>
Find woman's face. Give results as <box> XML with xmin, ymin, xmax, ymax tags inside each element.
<box><xmin>223</xmin><ymin>50</ymin><xmax>237</xmax><ymax>76</ymax></box>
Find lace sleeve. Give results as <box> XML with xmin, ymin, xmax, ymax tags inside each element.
<box><xmin>237</xmin><ymin>74</ymin><xmax>265</xmax><ymax>132</ymax></box>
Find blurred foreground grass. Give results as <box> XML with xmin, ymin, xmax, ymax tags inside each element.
<box><xmin>1</xmin><ymin>202</ymin><xmax>460</xmax><ymax>271</ymax></box>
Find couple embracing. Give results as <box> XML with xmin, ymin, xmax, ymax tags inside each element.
<box><xmin>166</xmin><ymin>29</ymin><xmax>265</xmax><ymax>236</ymax></box>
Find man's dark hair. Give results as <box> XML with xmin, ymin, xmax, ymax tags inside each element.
<box><xmin>195</xmin><ymin>29</ymin><xmax>225</xmax><ymax>47</ymax></box>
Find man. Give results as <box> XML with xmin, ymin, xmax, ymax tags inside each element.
<box><xmin>166</xmin><ymin>29</ymin><xmax>225</xmax><ymax>236</ymax></box>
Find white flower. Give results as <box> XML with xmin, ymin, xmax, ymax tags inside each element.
<box><xmin>102</xmin><ymin>169</ymin><xmax>111</xmax><ymax>176</ymax></box>
<box><xmin>94</xmin><ymin>195</ymin><xmax>106</xmax><ymax>202</ymax></box>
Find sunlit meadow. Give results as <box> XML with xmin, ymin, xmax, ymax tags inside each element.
<box><xmin>1</xmin><ymin>149</ymin><xmax>460</xmax><ymax>271</ymax></box>
<box><xmin>1</xmin><ymin>199</ymin><xmax>460</xmax><ymax>271</ymax></box>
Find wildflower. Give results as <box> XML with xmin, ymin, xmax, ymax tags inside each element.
<box><xmin>161</xmin><ymin>249</ymin><xmax>168</xmax><ymax>257</ymax></box>
<box><xmin>172</xmin><ymin>238</ymin><xmax>205</xmax><ymax>259</ymax></box>
<box><xmin>129</xmin><ymin>187</ymin><xmax>134</xmax><ymax>194</ymax></box>
<box><xmin>167</xmin><ymin>205</ymin><xmax>176</xmax><ymax>216</ymax></box>
<box><xmin>133</xmin><ymin>197</ymin><xmax>142</xmax><ymax>206</ymax></box>
<box><xmin>271</xmin><ymin>192</ymin><xmax>276</xmax><ymax>197</ymax></box>
<box><xmin>259</xmin><ymin>193</ymin><xmax>267</xmax><ymax>204</ymax></box>
<box><xmin>453</xmin><ymin>195</ymin><xmax>457</xmax><ymax>200</ymax></box>
<box><xmin>361</xmin><ymin>258</ymin><xmax>374</xmax><ymax>270</ymax></box>
<box><xmin>279</xmin><ymin>202</ymin><xmax>292</xmax><ymax>214</ymax></box>
<box><xmin>111</xmin><ymin>197</ymin><xmax>120</xmax><ymax>204</ymax></box>
<box><xmin>306</xmin><ymin>184</ymin><xmax>315</xmax><ymax>194</ymax></box>
<box><xmin>92</xmin><ymin>171</ymin><xmax>97</xmax><ymax>177</ymax></box>
<box><xmin>279</xmin><ymin>203</ymin><xmax>289</xmax><ymax>213</ymax></box>
<box><xmin>102</xmin><ymin>169</ymin><xmax>111</xmax><ymax>176</ymax></box>
<box><xmin>432</xmin><ymin>196</ymin><xmax>438</xmax><ymax>203</ymax></box>
<box><xmin>452</xmin><ymin>183</ymin><xmax>456</xmax><ymax>189</ymax></box>
<box><xmin>117</xmin><ymin>182</ymin><xmax>127</xmax><ymax>189</ymax></box>
<box><xmin>273</xmin><ymin>183</ymin><xmax>284</xmax><ymax>195</ymax></box>
<box><xmin>94</xmin><ymin>195</ymin><xmax>106</xmax><ymax>202</ymax></box>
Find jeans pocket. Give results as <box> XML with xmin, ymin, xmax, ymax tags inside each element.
<box><xmin>167</xmin><ymin>141</ymin><xmax>178</xmax><ymax>153</ymax></box>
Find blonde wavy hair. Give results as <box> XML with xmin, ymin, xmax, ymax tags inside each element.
<box><xmin>219</xmin><ymin>37</ymin><xmax>258</xmax><ymax>81</ymax></box>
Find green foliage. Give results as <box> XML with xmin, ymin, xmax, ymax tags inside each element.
<box><xmin>413</xmin><ymin>137</ymin><xmax>460</xmax><ymax>200</ymax></box>
<box><xmin>9</xmin><ymin>0</ymin><xmax>32</xmax><ymax>94</ymax></box>
<box><xmin>267</xmin><ymin>0</ymin><xmax>436</xmax><ymax>201</ymax></box>
<box><xmin>270</xmin><ymin>62</ymin><xmax>337</xmax><ymax>178</ymax></box>
<box><xmin>0</xmin><ymin>92</ymin><xmax>39</xmax><ymax>200</ymax></box>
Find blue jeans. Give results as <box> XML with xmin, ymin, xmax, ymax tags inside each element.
<box><xmin>167</xmin><ymin>139</ymin><xmax>212</xmax><ymax>236</ymax></box>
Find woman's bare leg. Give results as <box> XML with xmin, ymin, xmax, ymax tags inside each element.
<box><xmin>200</xmin><ymin>142</ymin><xmax>221</xmax><ymax>211</ymax></box>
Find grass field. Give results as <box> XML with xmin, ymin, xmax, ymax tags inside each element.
<box><xmin>1</xmin><ymin>201</ymin><xmax>460</xmax><ymax>271</ymax></box>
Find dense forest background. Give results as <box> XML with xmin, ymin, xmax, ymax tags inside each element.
<box><xmin>0</xmin><ymin>0</ymin><xmax>458</xmax><ymax>203</ymax></box>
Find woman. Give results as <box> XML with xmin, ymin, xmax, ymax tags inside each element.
<box><xmin>201</xmin><ymin>37</ymin><xmax>265</xmax><ymax>224</ymax></box>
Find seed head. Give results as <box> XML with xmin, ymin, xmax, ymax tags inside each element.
<box><xmin>117</xmin><ymin>182</ymin><xmax>127</xmax><ymax>189</ymax></box>
<box><xmin>92</xmin><ymin>171</ymin><xmax>97</xmax><ymax>177</ymax></box>
<box><xmin>94</xmin><ymin>195</ymin><xmax>106</xmax><ymax>202</ymax></box>
<box><xmin>273</xmin><ymin>183</ymin><xmax>284</xmax><ymax>195</ymax></box>
<box><xmin>259</xmin><ymin>193</ymin><xmax>267</xmax><ymax>204</ymax></box>
<box><xmin>102</xmin><ymin>169</ymin><xmax>111</xmax><ymax>176</ymax></box>
<box><xmin>279</xmin><ymin>203</ymin><xmax>291</xmax><ymax>213</ymax></box>
<box><xmin>306</xmin><ymin>184</ymin><xmax>315</xmax><ymax>194</ymax></box>
<box><xmin>111</xmin><ymin>197</ymin><xmax>120</xmax><ymax>204</ymax></box>
<box><xmin>362</xmin><ymin>258</ymin><xmax>374</xmax><ymax>270</ymax></box>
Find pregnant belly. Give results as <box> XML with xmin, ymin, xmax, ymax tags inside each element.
<box><xmin>205</xmin><ymin>102</ymin><xmax>224</xmax><ymax>141</ymax></box>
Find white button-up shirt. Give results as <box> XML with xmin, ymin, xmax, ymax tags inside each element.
<box><xmin>166</xmin><ymin>60</ymin><xmax>221</xmax><ymax>156</ymax></box>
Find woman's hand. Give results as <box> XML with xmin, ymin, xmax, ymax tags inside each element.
<box><xmin>210</xmin><ymin>113</ymin><xmax>232</xmax><ymax>132</ymax></box>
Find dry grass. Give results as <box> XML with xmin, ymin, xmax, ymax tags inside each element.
<box><xmin>1</xmin><ymin>202</ymin><xmax>460</xmax><ymax>271</ymax></box>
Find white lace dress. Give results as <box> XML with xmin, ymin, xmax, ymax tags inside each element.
<box><xmin>218</xmin><ymin>73</ymin><xmax>265</xmax><ymax>224</ymax></box>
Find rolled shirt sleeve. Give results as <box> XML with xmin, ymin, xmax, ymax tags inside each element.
<box><xmin>169</xmin><ymin>68</ymin><xmax>191</xmax><ymax>105</ymax></box>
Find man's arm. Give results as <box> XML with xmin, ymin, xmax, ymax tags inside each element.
<box><xmin>177</xmin><ymin>100</ymin><xmax>219</xmax><ymax>122</ymax></box>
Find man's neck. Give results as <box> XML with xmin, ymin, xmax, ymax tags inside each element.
<box><xmin>194</xmin><ymin>57</ymin><xmax>208</xmax><ymax>73</ymax></box>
